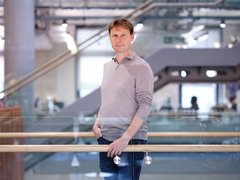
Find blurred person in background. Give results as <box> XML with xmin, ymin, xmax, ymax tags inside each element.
<box><xmin>190</xmin><ymin>96</ymin><xmax>199</xmax><ymax>111</ymax></box>
<box><xmin>229</xmin><ymin>96</ymin><xmax>237</xmax><ymax>111</ymax></box>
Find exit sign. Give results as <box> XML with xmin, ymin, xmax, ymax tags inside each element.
<box><xmin>164</xmin><ymin>36</ymin><xmax>185</xmax><ymax>44</ymax></box>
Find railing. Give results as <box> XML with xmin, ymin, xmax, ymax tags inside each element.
<box><xmin>0</xmin><ymin>132</ymin><xmax>240</xmax><ymax>153</ymax></box>
<box><xmin>0</xmin><ymin>144</ymin><xmax>240</xmax><ymax>153</ymax></box>
<box><xmin>1</xmin><ymin>132</ymin><xmax>240</xmax><ymax>138</ymax></box>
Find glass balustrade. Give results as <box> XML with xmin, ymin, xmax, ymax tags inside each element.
<box><xmin>1</xmin><ymin>108</ymin><xmax>240</xmax><ymax>180</ymax></box>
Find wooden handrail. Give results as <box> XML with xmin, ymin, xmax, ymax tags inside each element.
<box><xmin>0</xmin><ymin>132</ymin><xmax>240</xmax><ymax>138</ymax></box>
<box><xmin>0</xmin><ymin>144</ymin><xmax>239</xmax><ymax>153</ymax></box>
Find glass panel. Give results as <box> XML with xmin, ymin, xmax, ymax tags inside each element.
<box><xmin>3</xmin><ymin>56</ymin><xmax>77</xmax><ymax>126</ymax></box>
<box><xmin>1</xmin><ymin>110</ymin><xmax>240</xmax><ymax>180</ymax></box>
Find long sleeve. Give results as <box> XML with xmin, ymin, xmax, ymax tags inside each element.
<box><xmin>135</xmin><ymin>62</ymin><xmax>154</xmax><ymax>121</ymax></box>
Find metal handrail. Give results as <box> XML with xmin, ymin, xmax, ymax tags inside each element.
<box><xmin>0</xmin><ymin>144</ymin><xmax>239</xmax><ymax>153</ymax></box>
<box><xmin>0</xmin><ymin>132</ymin><xmax>240</xmax><ymax>138</ymax></box>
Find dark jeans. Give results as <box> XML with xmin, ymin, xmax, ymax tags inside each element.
<box><xmin>97</xmin><ymin>137</ymin><xmax>146</xmax><ymax>180</ymax></box>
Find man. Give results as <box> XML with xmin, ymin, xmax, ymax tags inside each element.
<box><xmin>93</xmin><ymin>18</ymin><xmax>154</xmax><ymax>180</ymax></box>
<box><xmin>229</xmin><ymin>96</ymin><xmax>237</xmax><ymax>111</ymax></box>
<box><xmin>190</xmin><ymin>96</ymin><xmax>199</xmax><ymax>111</ymax></box>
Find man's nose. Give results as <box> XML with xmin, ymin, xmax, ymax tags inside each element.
<box><xmin>116</xmin><ymin>36</ymin><xmax>122</xmax><ymax>42</ymax></box>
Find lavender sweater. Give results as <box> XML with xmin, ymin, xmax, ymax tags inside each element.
<box><xmin>98</xmin><ymin>52</ymin><xmax>154</xmax><ymax>141</ymax></box>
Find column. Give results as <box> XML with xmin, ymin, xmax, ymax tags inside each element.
<box><xmin>4</xmin><ymin>0</ymin><xmax>35</xmax><ymax>119</ymax></box>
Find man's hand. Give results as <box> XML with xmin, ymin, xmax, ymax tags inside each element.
<box><xmin>107</xmin><ymin>137</ymin><xmax>129</xmax><ymax>157</ymax></box>
<box><xmin>92</xmin><ymin>124</ymin><xmax>102</xmax><ymax>139</ymax></box>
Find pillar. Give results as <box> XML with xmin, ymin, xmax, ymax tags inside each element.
<box><xmin>4</xmin><ymin>0</ymin><xmax>35</xmax><ymax>119</ymax></box>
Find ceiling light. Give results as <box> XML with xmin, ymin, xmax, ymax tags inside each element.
<box><xmin>220</xmin><ymin>20</ymin><xmax>226</xmax><ymax>28</ymax></box>
<box><xmin>180</xmin><ymin>70</ymin><xmax>187</xmax><ymax>77</ymax></box>
<box><xmin>220</xmin><ymin>23</ymin><xmax>226</xmax><ymax>29</ymax></box>
<box><xmin>206</xmin><ymin>70</ymin><xmax>217</xmax><ymax>77</ymax></box>
<box><xmin>171</xmin><ymin>71</ymin><xmax>179</xmax><ymax>77</ymax></box>
<box><xmin>61</xmin><ymin>20</ymin><xmax>68</xmax><ymax>31</ymax></box>
<box><xmin>134</xmin><ymin>23</ymin><xmax>144</xmax><ymax>32</ymax></box>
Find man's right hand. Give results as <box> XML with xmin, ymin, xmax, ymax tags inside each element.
<box><xmin>92</xmin><ymin>124</ymin><xmax>102</xmax><ymax>139</ymax></box>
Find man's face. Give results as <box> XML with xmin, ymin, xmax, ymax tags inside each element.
<box><xmin>109</xmin><ymin>26</ymin><xmax>134</xmax><ymax>53</ymax></box>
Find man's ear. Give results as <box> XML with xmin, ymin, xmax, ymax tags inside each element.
<box><xmin>131</xmin><ymin>33</ymin><xmax>135</xmax><ymax>41</ymax></box>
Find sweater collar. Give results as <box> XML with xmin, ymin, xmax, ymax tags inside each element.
<box><xmin>112</xmin><ymin>51</ymin><xmax>136</xmax><ymax>64</ymax></box>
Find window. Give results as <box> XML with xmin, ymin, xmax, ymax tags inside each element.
<box><xmin>76</xmin><ymin>28</ymin><xmax>113</xmax><ymax>98</ymax></box>
<box><xmin>181</xmin><ymin>83</ymin><xmax>216</xmax><ymax>113</ymax></box>
<box><xmin>78</xmin><ymin>56</ymin><xmax>110</xmax><ymax>97</ymax></box>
